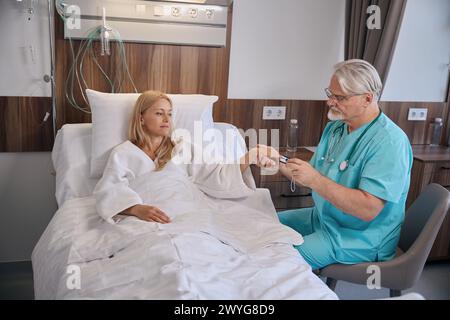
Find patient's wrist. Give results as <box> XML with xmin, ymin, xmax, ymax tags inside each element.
<box><xmin>123</xmin><ymin>205</ymin><xmax>138</xmax><ymax>216</ymax></box>
<box><xmin>247</xmin><ymin>148</ymin><xmax>257</xmax><ymax>164</ymax></box>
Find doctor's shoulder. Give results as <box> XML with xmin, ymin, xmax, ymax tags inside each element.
<box><xmin>367</xmin><ymin>119</ymin><xmax>412</xmax><ymax>159</ymax></box>
<box><xmin>377</xmin><ymin>116</ymin><xmax>411</xmax><ymax>147</ymax></box>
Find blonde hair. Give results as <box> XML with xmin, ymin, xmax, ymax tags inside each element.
<box><xmin>334</xmin><ymin>59</ymin><xmax>383</xmax><ymax>101</ymax></box>
<box><xmin>129</xmin><ymin>90</ymin><xmax>175</xmax><ymax>171</ymax></box>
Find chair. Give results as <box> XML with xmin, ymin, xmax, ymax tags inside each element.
<box><xmin>319</xmin><ymin>183</ymin><xmax>450</xmax><ymax>298</ymax></box>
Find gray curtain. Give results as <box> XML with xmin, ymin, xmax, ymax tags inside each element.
<box><xmin>346</xmin><ymin>0</ymin><xmax>408</xmax><ymax>85</ymax></box>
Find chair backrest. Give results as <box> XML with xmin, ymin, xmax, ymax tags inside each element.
<box><xmin>398</xmin><ymin>183</ymin><xmax>450</xmax><ymax>253</ymax></box>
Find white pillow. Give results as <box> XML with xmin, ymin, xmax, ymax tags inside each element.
<box><xmin>86</xmin><ymin>89</ymin><xmax>218</xmax><ymax>178</ymax></box>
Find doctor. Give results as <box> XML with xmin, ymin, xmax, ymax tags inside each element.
<box><xmin>278</xmin><ymin>59</ymin><xmax>413</xmax><ymax>270</ymax></box>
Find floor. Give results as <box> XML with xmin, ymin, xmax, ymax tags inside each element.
<box><xmin>1</xmin><ymin>260</ymin><xmax>449</xmax><ymax>300</ymax></box>
<box><xmin>0</xmin><ymin>261</ymin><xmax>34</xmax><ymax>300</ymax></box>
<box><xmin>323</xmin><ymin>260</ymin><xmax>450</xmax><ymax>300</ymax></box>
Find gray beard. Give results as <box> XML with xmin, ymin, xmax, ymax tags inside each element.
<box><xmin>327</xmin><ymin>108</ymin><xmax>345</xmax><ymax>121</ymax></box>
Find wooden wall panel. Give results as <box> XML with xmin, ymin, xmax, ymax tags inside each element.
<box><xmin>217</xmin><ymin>100</ymin><xmax>329</xmax><ymax>148</ymax></box>
<box><xmin>0</xmin><ymin>97</ymin><xmax>53</xmax><ymax>152</ymax></box>
<box><xmin>0</xmin><ymin>5</ymin><xmax>448</xmax><ymax>152</ymax></box>
<box><xmin>380</xmin><ymin>101</ymin><xmax>448</xmax><ymax>145</ymax></box>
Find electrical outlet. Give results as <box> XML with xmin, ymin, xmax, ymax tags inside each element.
<box><xmin>153</xmin><ymin>6</ymin><xmax>165</xmax><ymax>16</ymax></box>
<box><xmin>136</xmin><ymin>4</ymin><xmax>146</xmax><ymax>15</ymax></box>
<box><xmin>171</xmin><ymin>7</ymin><xmax>181</xmax><ymax>17</ymax></box>
<box><xmin>408</xmin><ymin>108</ymin><xmax>428</xmax><ymax>121</ymax></box>
<box><xmin>263</xmin><ymin>106</ymin><xmax>286</xmax><ymax>120</ymax></box>
<box><xmin>205</xmin><ymin>8</ymin><xmax>215</xmax><ymax>19</ymax></box>
<box><xmin>188</xmin><ymin>8</ymin><xmax>198</xmax><ymax>18</ymax></box>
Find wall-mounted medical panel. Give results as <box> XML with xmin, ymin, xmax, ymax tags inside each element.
<box><xmin>63</xmin><ymin>0</ymin><xmax>228</xmax><ymax>47</ymax></box>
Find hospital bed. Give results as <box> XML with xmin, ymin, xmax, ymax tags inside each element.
<box><xmin>31</xmin><ymin>122</ymin><xmax>338</xmax><ymax>300</ymax></box>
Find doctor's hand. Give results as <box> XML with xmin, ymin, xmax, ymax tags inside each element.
<box><xmin>126</xmin><ymin>204</ymin><xmax>171</xmax><ymax>224</ymax></box>
<box><xmin>282</xmin><ymin>158</ymin><xmax>322</xmax><ymax>189</ymax></box>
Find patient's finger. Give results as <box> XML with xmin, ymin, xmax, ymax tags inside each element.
<box><xmin>155</xmin><ymin>209</ymin><xmax>171</xmax><ymax>222</ymax></box>
<box><xmin>159</xmin><ymin>215</ymin><xmax>171</xmax><ymax>223</ymax></box>
<box><xmin>143</xmin><ymin>214</ymin><xmax>157</xmax><ymax>223</ymax></box>
<box><xmin>258</xmin><ymin>145</ymin><xmax>280</xmax><ymax>158</ymax></box>
<box><xmin>150</xmin><ymin>213</ymin><xmax>166</xmax><ymax>223</ymax></box>
<box><xmin>256</xmin><ymin>144</ymin><xmax>270</xmax><ymax>158</ymax></box>
<box><xmin>268</xmin><ymin>147</ymin><xmax>280</xmax><ymax>158</ymax></box>
<box><xmin>143</xmin><ymin>208</ymin><xmax>164</xmax><ymax>223</ymax></box>
<box><xmin>259</xmin><ymin>156</ymin><xmax>268</xmax><ymax>167</ymax></box>
<box><xmin>153</xmin><ymin>211</ymin><xmax>170</xmax><ymax>223</ymax></box>
<box><xmin>263</xmin><ymin>158</ymin><xmax>276</xmax><ymax>167</ymax></box>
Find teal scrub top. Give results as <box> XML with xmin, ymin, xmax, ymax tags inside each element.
<box><xmin>309</xmin><ymin>113</ymin><xmax>413</xmax><ymax>263</ymax></box>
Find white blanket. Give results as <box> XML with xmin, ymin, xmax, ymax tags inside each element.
<box><xmin>33</xmin><ymin>196</ymin><xmax>337</xmax><ymax>299</ymax></box>
<box><xmin>32</xmin><ymin>140</ymin><xmax>337</xmax><ymax>299</ymax></box>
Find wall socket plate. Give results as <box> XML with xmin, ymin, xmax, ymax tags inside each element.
<box><xmin>263</xmin><ymin>106</ymin><xmax>286</xmax><ymax>120</ymax></box>
<box><xmin>408</xmin><ymin>108</ymin><xmax>428</xmax><ymax>121</ymax></box>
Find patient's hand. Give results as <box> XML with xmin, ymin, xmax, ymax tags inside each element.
<box><xmin>126</xmin><ymin>204</ymin><xmax>171</xmax><ymax>224</ymax></box>
<box><xmin>250</xmin><ymin>145</ymin><xmax>279</xmax><ymax>168</ymax></box>
<box><xmin>240</xmin><ymin>144</ymin><xmax>279</xmax><ymax>173</ymax></box>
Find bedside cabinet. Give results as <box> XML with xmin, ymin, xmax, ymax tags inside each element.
<box><xmin>407</xmin><ymin>145</ymin><xmax>450</xmax><ymax>261</ymax></box>
<box><xmin>252</xmin><ymin>147</ymin><xmax>315</xmax><ymax>211</ymax></box>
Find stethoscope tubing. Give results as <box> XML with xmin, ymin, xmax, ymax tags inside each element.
<box><xmin>322</xmin><ymin>110</ymin><xmax>383</xmax><ymax>172</ymax></box>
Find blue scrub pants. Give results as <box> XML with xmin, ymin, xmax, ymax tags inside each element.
<box><xmin>278</xmin><ymin>208</ymin><xmax>336</xmax><ymax>270</ymax></box>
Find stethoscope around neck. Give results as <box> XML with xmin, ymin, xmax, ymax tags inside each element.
<box><xmin>320</xmin><ymin>110</ymin><xmax>383</xmax><ymax>172</ymax></box>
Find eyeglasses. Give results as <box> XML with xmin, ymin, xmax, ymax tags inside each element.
<box><xmin>324</xmin><ymin>88</ymin><xmax>365</xmax><ymax>102</ymax></box>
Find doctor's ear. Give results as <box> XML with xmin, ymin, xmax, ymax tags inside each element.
<box><xmin>362</xmin><ymin>94</ymin><xmax>373</xmax><ymax>108</ymax></box>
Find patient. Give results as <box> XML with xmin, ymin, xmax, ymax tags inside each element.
<box><xmin>94</xmin><ymin>90</ymin><xmax>279</xmax><ymax>224</ymax></box>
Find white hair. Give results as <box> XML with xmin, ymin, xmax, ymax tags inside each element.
<box><xmin>333</xmin><ymin>59</ymin><xmax>383</xmax><ymax>101</ymax></box>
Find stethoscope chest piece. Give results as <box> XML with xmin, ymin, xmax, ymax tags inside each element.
<box><xmin>320</xmin><ymin>156</ymin><xmax>335</xmax><ymax>163</ymax></box>
<box><xmin>339</xmin><ymin>160</ymin><xmax>348</xmax><ymax>171</ymax></box>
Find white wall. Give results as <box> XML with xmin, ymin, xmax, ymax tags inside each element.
<box><xmin>381</xmin><ymin>0</ymin><xmax>450</xmax><ymax>102</ymax></box>
<box><xmin>228</xmin><ymin>0</ymin><xmax>346</xmax><ymax>100</ymax></box>
<box><xmin>0</xmin><ymin>0</ymin><xmax>51</xmax><ymax>97</ymax></box>
<box><xmin>0</xmin><ymin>153</ymin><xmax>56</xmax><ymax>262</ymax></box>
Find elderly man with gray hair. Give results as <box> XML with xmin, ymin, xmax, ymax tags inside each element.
<box><xmin>278</xmin><ymin>59</ymin><xmax>413</xmax><ymax>270</ymax></box>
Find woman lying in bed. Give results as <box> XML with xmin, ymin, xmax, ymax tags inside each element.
<box><xmin>94</xmin><ymin>90</ymin><xmax>280</xmax><ymax>224</ymax></box>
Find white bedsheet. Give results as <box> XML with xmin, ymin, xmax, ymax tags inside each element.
<box><xmin>32</xmin><ymin>193</ymin><xmax>337</xmax><ymax>300</ymax></box>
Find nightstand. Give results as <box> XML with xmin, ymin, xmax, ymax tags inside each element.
<box><xmin>252</xmin><ymin>147</ymin><xmax>315</xmax><ymax>211</ymax></box>
<box><xmin>407</xmin><ymin>145</ymin><xmax>450</xmax><ymax>261</ymax></box>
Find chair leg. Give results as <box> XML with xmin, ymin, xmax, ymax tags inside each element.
<box><xmin>326</xmin><ymin>278</ymin><xmax>338</xmax><ymax>291</ymax></box>
<box><xmin>390</xmin><ymin>289</ymin><xmax>402</xmax><ymax>298</ymax></box>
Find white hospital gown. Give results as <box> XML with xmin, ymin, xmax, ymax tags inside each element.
<box><xmin>93</xmin><ymin>140</ymin><xmax>256</xmax><ymax>224</ymax></box>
